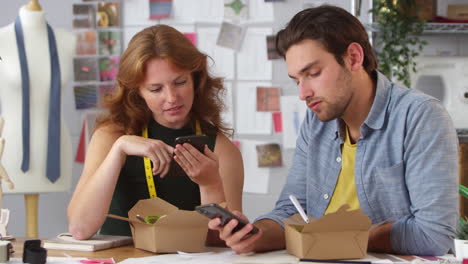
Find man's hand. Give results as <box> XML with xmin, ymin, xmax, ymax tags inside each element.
<box><xmin>208</xmin><ymin>210</ymin><xmax>263</xmax><ymax>254</ymax></box>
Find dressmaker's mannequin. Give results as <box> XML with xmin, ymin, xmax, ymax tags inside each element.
<box><xmin>0</xmin><ymin>1</ymin><xmax>76</xmax><ymax>237</ymax></box>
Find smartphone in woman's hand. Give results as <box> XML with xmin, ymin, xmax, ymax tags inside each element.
<box><xmin>174</xmin><ymin>134</ymin><xmax>208</xmax><ymax>152</ymax></box>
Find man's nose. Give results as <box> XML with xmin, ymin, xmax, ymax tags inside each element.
<box><xmin>298</xmin><ymin>80</ymin><xmax>313</xmax><ymax>101</ymax></box>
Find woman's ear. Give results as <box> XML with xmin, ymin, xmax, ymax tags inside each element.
<box><xmin>345</xmin><ymin>42</ymin><xmax>364</xmax><ymax>72</ymax></box>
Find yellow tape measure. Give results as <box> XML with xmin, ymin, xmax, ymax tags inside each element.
<box><xmin>142</xmin><ymin>120</ymin><xmax>202</xmax><ymax>198</ymax></box>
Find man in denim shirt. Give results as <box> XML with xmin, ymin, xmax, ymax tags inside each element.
<box><xmin>209</xmin><ymin>5</ymin><xmax>458</xmax><ymax>256</ymax></box>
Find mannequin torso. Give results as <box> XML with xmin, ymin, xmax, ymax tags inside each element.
<box><xmin>0</xmin><ymin>6</ymin><xmax>76</xmax><ymax>193</ymax></box>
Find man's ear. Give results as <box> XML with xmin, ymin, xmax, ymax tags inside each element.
<box><xmin>345</xmin><ymin>42</ymin><xmax>364</xmax><ymax>72</ymax></box>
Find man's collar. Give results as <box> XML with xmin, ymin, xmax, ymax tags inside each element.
<box><xmin>364</xmin><ymin>71</ymin><xmax>392</xmax><ymax>130</ymax></box>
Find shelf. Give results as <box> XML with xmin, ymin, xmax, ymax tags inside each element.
<box><xmin>366</xmin><ymin>23</ymin><xmax>468</xmax><ymax>34</ymax></box>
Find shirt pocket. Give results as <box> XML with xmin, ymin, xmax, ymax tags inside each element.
<box><xmin>369</xmin><ymin>161</ymin><xmax>411</xmax><ymax>220</ymax></box>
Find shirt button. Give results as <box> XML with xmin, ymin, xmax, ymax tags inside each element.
<box><xmin>323</xmin><ymin>194</ymin><xmax>329</xmax><ymax>199</ymax></box>
<box><xmin>336</xmin><ymin>157</ymin><xmax>342</xmax><ymax>162</ymax></box>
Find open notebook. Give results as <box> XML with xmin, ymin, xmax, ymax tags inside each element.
<box><xmin>43</xmin><ymin>233</ymin><xmax>133</xmax><ymax>252</ymax></box>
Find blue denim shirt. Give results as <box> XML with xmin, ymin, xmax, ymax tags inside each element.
<box><xmin>256</xmin><ymin>72</ymin><xmax>459</xmax><ymax>256</ymax></box>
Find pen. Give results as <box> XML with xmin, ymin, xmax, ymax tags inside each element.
<box><xmin>289</xmin><ymin>194</ymin><xmax>310</xmax><ymax>224</ymax></box>
<box><xmin>299</xmin><ymin>259</ymin><xmax>371</xmax><ymax>264</ymax></box>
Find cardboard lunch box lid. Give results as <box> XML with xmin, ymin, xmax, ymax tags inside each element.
<box><xmin>129</xmin><ymin>216</ymin><xmax>208</xmax><ymax>253</ymax></box>
<box><xmin>282</xmin><ymin>205</ymin><xmax>371</xmax><ymax>233</ymax></box>
<box><xmin>287</xmin><ymin>230</ymin><xmax>369</xmax><ymax>259</ymax></box>
<box><xmin>128</xmin><ymin>198</ymin><xmax>209</xmax><ymax>227</ymax></box>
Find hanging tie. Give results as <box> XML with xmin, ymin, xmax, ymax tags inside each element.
<box><xmin>14</xmin><ymin>17</ymin><xmax>30</xmax><ymax>174</ymax></box>
<box><xmin>14</xmin><ymin>16</ymin><xmax>61</xmax><ymax>183</ymax></box>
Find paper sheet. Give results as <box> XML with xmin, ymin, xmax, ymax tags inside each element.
<box><xmin>124</xmin><ymin>0</ymin><xmax>223</xmax><ymax>25</ymax></box>
<box><xmin>184</xmin><ymin>32</ymin><xmax>197</xmax><ymax>45</ymax></box>
<box><xmin>197</xmin><ymin>27</ymin><xmax>235</xmax><ymax>80</ymax></box>
<box><xmin>234</xmin><ymin>250</ymin><xmax>298</xmax><ymax>263</ymax></box>
<box><xmin>217</xmin><ymin>22</ymin><xmax>246</xmax><ymax>51</ymax></box>
<box><xmin>302</xmin><ymin>0</ymin><xmax>351</xmax><ymax>12</ymax></box>
<box><xmin>241</xmin><ymin>139</ymin><xmax>270</xmax><ymax>194</ymax></box>
<box><xmin>76</xmin><ymin>31</ymin><xmax>97</xmax><ymax>56</ymax></box>
<box><xmin>112</xmin><ymin>249</ymin><xmax>457</xmax><ymax>264</ymax></box>
<box><xmin>129</xmin><ymin>0</ymin><xmax>274</xmax><ymax>24</ymax></box>
<box><xmin>123</xmin><ymin>0</ymin><xmax>159</xmax><ymax>26</ymax></box>
<box><xmin>149</xmin><ymin>0</ymin><xmax>173</xmax><ymax>20</ymax></box>
<box><xmin>256</xmin><ymin>86</ymin><xmax>281</xmax><ymax>112</ymax></box>
<box><xmin>168</xmin><ymin>0</ymin><xmax>224</xmax><ymax>23</ymax></box>
<box><xmin>73</xmin><ymin>58</ymin><xmax>98</xmax><ymax>82</ymax></box>
<box><xmin>256</xmin><ymin>143</ymin><xmax>283</xmax><ymax>167</ymax></box>
<box><xmin>247</xmin><ymin>0</ymin><xmax>274</xmax><ymax>22</ymax></box>
<box><xmin>119</xmin><ymin>250</ymin><xmax>237</xmax><ymax>264</ymax></box>
<box><xmin>236</xmin><ymin>82</ymin><xmax>272</xmax><ymax>135</ymax></box>
<box><xmin>170</xmin><ymin>25</ymin><xmax>196</xmax><ymax>33</ymax></box>
<box><xmin>224</xmin><ymin>0</ymin><xmax>249</xmax><ymax>20</ymax></box>
<box><xmin>74</xmin><ymin>85</ymin><xmax>97</xmax><ymax>109</ymax></box>
<box><xmin>98</xmin><ymin>31</ymin><xmax>122</xmax><ymax>56</ymax></box>
<box><xmin>120</xmin><ymin>0</ymin><xmax>274</xmax><ymax>24</ymax></box>
<box><xmin>123</xmin><ymin>0</ymin><xmax>151</xmax><ymax>26</ymax></box>
<box><xmin>266</xmin><ymin>35</ymin><xmax>281</xmax><ymax>60</ymax></box>
<box><xmin>7</xmin><ymin>257</ymin><xmax>86</xmax><ymax>264</ymax></box>
<box><xmin>123</xmin><ymin>26</ymin><xmax>145</xmax><ymax>48</ymax></box>
<box><xmin>237</xmin><ymin>27</ymin><xmax>273</xmax><ymax>80</ymax></box>
<box><xmin>280</xmin><ymin>96</ymin><xmax>308</xmax><ymax>149</ymax></box>
<box><xmin>273</xmin><ymin>112</ymin><xmax>282</xmax><ymax>132</ymax></box>
<box><xmin>96</xmin><ymin>2</ymin><xmax>120</xmax><ymax>27</ymax></box>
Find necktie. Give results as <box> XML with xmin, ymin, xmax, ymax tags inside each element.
<box><xmin>14</xmin><ymin>16</ymin><xmax>61</xmax><ymax>183</ymax></box>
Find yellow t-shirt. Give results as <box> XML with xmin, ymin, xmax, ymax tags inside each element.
<box><xmin>324</xmin><ymin>127</ymin><xmax>360</xmax><ymax>214</ymax></box>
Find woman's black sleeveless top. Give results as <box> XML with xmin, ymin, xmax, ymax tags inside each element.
<box><xmin>100</xmin><ymin>119</ymin><xmax>216</xmax><ymax>236</ymax></box>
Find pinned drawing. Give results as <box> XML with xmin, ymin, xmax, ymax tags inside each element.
<box><xmin>224</xmin><ymin>0</ymin><xmax>248</xmax><ymax>19</ymax></box>
<box><xmin>76</xmin><ymin>31</ymin><xmax>97</xmax><ymax>55</ymax></box>
<box><xmin>74</xmin><ymin>85</ymin><xmax>98</xmax><ymax>110</ymax></box>
<box><xmin>266</xmin><ymin>35</ymin><xmax>281</xmax><ymax>60</ymax></box>
<box><xmin>73</xmin><ymin>4</ymin><xmax>95</xmax><ymax>28</ymax></box>
<box><xmin>98</xmin><ymin>31</ymin><xmax>121</xmax><ymax>56</ymax></box>
<box><xmin>98</xmin><ymin>84</ymin><xmax>118</xmax><ymax>108</ymax></box>
<box><xmin>149</xmin><ymin>0</ymin><xmax>173</xmax><ymax>20</ymax></box>
<box><xmin>216</xmin><ymin>22</ymin><xmax>246</xmax><ymax>51</ymax></box>
<box><xmin>256</xmin><ymin>143</ymin><xmax>283</xmax><ymax>167</ymax></box>
<box><xmin>97</xmin><ymin>2</ymin><xmax>120</xmax><ymax>27</ymax></box>
<box><xmin>74</xmin><ymin>57</ymin><xmax>98</xmax><ymax>82</ymax></box>
<box><xmin>256</xmin><ymin>86</ymin><xmax>280</xmax><ymax>112</ymax></box>
<box><xmin>99</xmin><ymin>56</ymin><xmax>119</xmax><ymax>81</ymax></box>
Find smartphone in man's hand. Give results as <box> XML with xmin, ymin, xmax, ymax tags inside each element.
<box><xmin>195</xmin><ymin>203</ymin><xmax>259</xmax><ymax>234</ymax></box>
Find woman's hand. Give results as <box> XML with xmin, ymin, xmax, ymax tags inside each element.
<box><xmin>115</xmin><ymin>135</ymin><xmax>174</xmax><ymax>176</ymax></box>
<box><xmin>173</xmin><ymin>144</ymin><xmax>221</xmax><ymax>187</ymax></box>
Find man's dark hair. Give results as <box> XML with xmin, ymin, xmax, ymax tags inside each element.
<box><xmin>276</xmin><ymin>5</ymin><xmax>377</xmax><ymax>76</ymax></box>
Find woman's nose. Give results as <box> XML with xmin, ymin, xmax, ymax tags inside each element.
<box><xmin>165</xmin><ymin>88</ymin><xmax>178</xmax><ymax>102</ymax></box>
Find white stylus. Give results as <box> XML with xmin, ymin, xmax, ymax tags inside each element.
<box><xmin>289</xmin><ymin>194</ymin><xmax>310</xmax><ymax>224</ymax></box>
